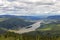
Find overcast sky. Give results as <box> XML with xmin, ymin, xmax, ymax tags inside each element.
<box><xmin>0</xmin><ymin>0</ymin><xmax>60</xmax><ymax>16</ymax></box>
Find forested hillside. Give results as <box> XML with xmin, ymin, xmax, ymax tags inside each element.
<box><xmin>0</xmin><ymin>30</ymin><xmax>60</xmax><ymax>40</ymax></box>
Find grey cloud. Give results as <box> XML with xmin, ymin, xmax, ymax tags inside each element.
<box><xmin>20</xmin><ymin>1</ymin><xmax>55</xmax><ymax>5</ymax></box>
<box><xmin>35</xmin><ymin>2</ymin><xmax>55</xmax><ymax>6</ymax></box>
<box><xmin>0</xmin><ymin>0</ymin><xmax>60</xmax><ymax>16</ymax></box>
<box><xmin>0</xmin><ymin>4</ymin><xmax>4</xmax><ymax>6</ymax></box>
<box><xmin>7</xmin><ymin>0</ymin><xmax>16</xmax><ymax>2</ymax></box>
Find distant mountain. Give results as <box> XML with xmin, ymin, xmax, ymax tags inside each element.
<box><xmin>47</xmin><ymin>15</ymin><xmax>60</xmax><ymax>20</ymax></box>
<box><xmin>1</xmin><ymin>15</ymin><xmax>60</xmax><ymax>20</ymax></box>
<box><xmin>0</xmin><ymin>15</ymin><xmax>18</xmax><ymax>18</ymax></box>
<box><xmin>18</xmin><ymin>16</ymin><xmax>45</xmax><ymax>20</ymax></box>
<box><xmin>0</xmin><ymin>15</ymin><xmax>46</xmax><ymax>20</ymax></box>
<box><xmin>0</xmin><ymin>18</ymin><xmax>34</xmax><ymax>30</ymax></box>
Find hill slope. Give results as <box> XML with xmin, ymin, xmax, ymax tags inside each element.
<box><xmin>37</xmin><ymin>21</ymin><xmax>60</xmax><ymax>31</ymax></box>
<box><xmin>0</xmin><ymin>18</ymin><xmax>34</xmax><ymax>30</ymax></box>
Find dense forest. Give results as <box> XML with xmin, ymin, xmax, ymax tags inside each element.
<box><xmin>0</xmin><ymin>30</ymin><xmax>60</xmax><ymax>40</ymax></box>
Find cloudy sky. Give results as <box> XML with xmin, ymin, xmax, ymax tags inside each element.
<box><xmin>0</xmin><ymin>0</ymin><xmax>60</xmax><ymax>16</ymax></box>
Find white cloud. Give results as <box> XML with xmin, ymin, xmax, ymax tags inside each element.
<box><xmin>0</xmin><ymin>0</ymin><xmax>60</xmax><ymax>16</ymax></box>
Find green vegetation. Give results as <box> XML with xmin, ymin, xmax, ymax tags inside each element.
<box><xmin>0</xmin><ymin>18</ymin><xmax>34</xmax><ymax>30</ymax></box>
<box><xmin>0</xmin><ymin>18</ymin><xmax>60</xmax><ymax>40</ymax></box>
<box><xmin>0</xmin><ymin>18</ymin><xmax>8</xmax><ymax>22</ymax></box>
<box><xmin>0</xmin><ymin>30</ymin><xmax>60</xmax><ymax>40</ymax></box>
<box><xmin>37</xmin><ymin>22</ymin><xmax>60</xmax><ymax>31</ymax></box>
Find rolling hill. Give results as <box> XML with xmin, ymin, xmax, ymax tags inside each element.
<box><xmin>47</xmin><ymin>15</ymin><xmax>60</xmax><ymax>20</ymax></box>
<box><xmin>0</xmin><ymin>15</ymin><xmax>60</xmax><ymax>40</ymax></box>
<box><xmin>0</xmin><ymin>15</ymin><xmax>46</xmax><ymax>20</ymax></box>
<box><xmin>0</xmin><ymin>18</ymin><xmax>34</xmax><ymax>30</ymax></box>
<box><xmin>37</xmin><ymin>21</ymin><xmax>60</xmax><ymax>31</ymax></box>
